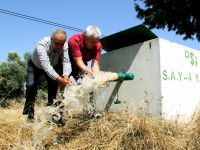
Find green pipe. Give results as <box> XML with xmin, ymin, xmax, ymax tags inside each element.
<box><xmin>118</xmin><ymin>73</ymin><xmax>134</xmax><ymax>81</ymax></box>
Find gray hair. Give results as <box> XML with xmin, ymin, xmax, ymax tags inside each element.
<box><xmin>51</xmin><ymin>29</ymin><xmax>66</xmax><ymax>38</ymax></box>
<box><xmin>84</xmin><ymin>25</ymin><xmax>101</xmax><ymax>39</ymax></box>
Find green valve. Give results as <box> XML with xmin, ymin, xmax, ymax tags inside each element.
<box><xmin>118</xmin><ymin>73</ymin><xmax>134</xmax><ymax>81</ymax></box>
<box><xmin>114</xmin><ymin>99</ymin><xmax>121</xmax><ymax>104</ymax></box>
<box><xmin>125</xmin><ymin>73</ymin><xmax>134</xmax><ymax>80</ymax></box>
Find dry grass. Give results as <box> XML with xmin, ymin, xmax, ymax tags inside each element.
<box><xmin>185</xmin><ymin>107</ymin><xmax>200</xmax><ymax>150</ymax></box>
<box><xmin>0</xmin><ymin>101</ymin><xmax>32</xmax><ymax>149</ymax></box>
<box><xmin>0</xmin><ymin>101</ymin><xmax>200</xmax><ymax>150</ymax></box>
<box><xmin>65</xmin><ymin>114</ymin><xmax>186</xmax><ymax>150</ymax></box>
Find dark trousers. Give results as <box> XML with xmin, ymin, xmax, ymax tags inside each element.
<box><xmin>23</xmin><ymin>58</ymin><xmax>62</xmax><ymax>115</ymax></box>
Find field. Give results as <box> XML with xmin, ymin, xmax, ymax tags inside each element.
<box><xmin>0</xmin><ymin>101</ymin><xmax>200</xmax><ymax>150</ymax></box>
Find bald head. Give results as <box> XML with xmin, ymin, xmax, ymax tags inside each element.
<box><xmin>51</xmin><ymin>29</ymin><xmax>66</xmax><ymax>37</ymax></box>
<box><xmin>51</xmin><ymin>29</ymin><xmax>67</xmax><ymax>51</ymax></box>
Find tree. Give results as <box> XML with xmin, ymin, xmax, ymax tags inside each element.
<box><xmin>7</xmin><ymin>52</ymin><xmax>20</xmax><ymax>62</ymax></box>
<box><xmin>0</xmin><ymin>51</ymin><xmax>48</xmax><ymax>107</ymax></box>
<box><xmin>134</xmin><ymin>0</ymin><xmax>200</xmax><ymax>41</ymax></box>
<box><xmin>0</xmin><ymin>52</ymin><xmax>26</xmax><ymax>100</ymax></box>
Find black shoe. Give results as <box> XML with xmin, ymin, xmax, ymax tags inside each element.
<box><xmin>27</xmin><ymin>107</ymin><xmax>35</xmax><ymax>123</ymax></box>
<box><xmin>27</xmin><ymin>115</ymin><xmax>35</xmax><ymax>123</ymax></box>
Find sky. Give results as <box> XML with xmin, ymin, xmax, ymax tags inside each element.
<box><xmin>0</xmin><ymin>0</ymin><xmax>199</xmax><ymax>62</ymax></box>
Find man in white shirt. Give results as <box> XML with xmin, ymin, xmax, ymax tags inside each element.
<box><xmin>23</xmin><ymin>29</ymin><xmax>72</xmax><ymax>122</ymax></box>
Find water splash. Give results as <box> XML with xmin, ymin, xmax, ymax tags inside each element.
<box><xmin>15</xmin><ymin>71</ymin><xmax>118</xmax><ymax>149</ymax></box>
<box><xmin>45</xmin><ymin>71</ymin><xmax>119</xmax><ymax>123</ymax></box>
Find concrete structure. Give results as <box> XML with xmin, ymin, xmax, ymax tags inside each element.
<box><xmin>96</xmin><ymin>25</ymin><xmax>200</xmax><ymax>121</ymax></box>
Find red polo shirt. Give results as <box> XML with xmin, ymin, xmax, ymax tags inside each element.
<box><xmin>68</xmin><ymin>34</ymin><xmax>102</xmax><ymax>70</ymax></box>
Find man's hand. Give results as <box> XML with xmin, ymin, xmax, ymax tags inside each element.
<box><xmin>56</xmin><ymin>76</ymin><xmax>71</xmax><ymax>88</ymax></box>
<box><xmin>91</xmin><ymin>59</ymin><xmax>100</xmax><ymax>73</ymax></box>
<box><xmin>73</xmin><ymin>57</ymin><xmax>93</xmax><ymax>75</ymax></box>
<box><xmin>85</xmin><ymin>68</ymin><xmax>93</xmax><ymax>75</ymax></box>
<box><xmin>63</xmin><ymin>75</ymin><xmax>71</xmax><ymax>81</ymax></box>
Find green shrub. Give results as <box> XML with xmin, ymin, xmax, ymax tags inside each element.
<box><xmin>0</xmin><ymin>52</ymin><xmax>49</xmax><ymax>106</ymax></box>
<box><xmin>0</xmin><ymin>59</ymin><xmax>26</xmax><ymax>99</ymax></box>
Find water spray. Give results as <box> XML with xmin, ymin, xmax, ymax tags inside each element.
<box><xmin>45</xmin><ymin>72</ymin><xmax>135</xmax><ymax>126</ymax></box>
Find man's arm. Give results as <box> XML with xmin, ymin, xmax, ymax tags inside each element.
<box><xmin>91</xmin><ymin>42</ymin><xmax>102</xmax><ymax>73</ymax></box>
<box><xmin>73</xmin><ymin>57</ymin><xmax>93</xmax><ymax>74</ymax></box>
<box><xmin>56</xmin><ymin>76</ymin><xmax>71</xmax><ymax>87</ymax></box>
<box><xmin>91</xmin><ymin>59</ymin><xmax>100</xmax><ymax>73</ymax></box>
<box><xmin>62</xmin><ymin>47</ymin><xmax>72</xmax><ymax>77</ymax></box>
<box><xmin>62</xmin><ymin>47</ymin><xmax>72</xmax><ymax>86</ymax></box>
<box><xmin>36</xmin><ymin>43</ymin><xmax>60</xmax><ymax>80</ymax></box>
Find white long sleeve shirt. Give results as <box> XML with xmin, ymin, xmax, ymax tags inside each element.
<box><xmin>31</xmin><ymin>36</ymin><xmax>72</xmax><ymax>80</ymax></box>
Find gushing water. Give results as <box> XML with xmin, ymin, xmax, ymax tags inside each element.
<box><xmin>16</xmin><ymin>71</ymin><xmax>118</xmax><ymax>149</ymax></box>
<box><xmin>44</xmin><ymin>71</ymin><xmax>119</xmax><ymax>123</ymax></box>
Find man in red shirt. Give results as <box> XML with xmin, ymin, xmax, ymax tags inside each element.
<box><xmin>68</xmin><ymin>25</ymin><xmax>102</xmax><ymax>80</ymax></box>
